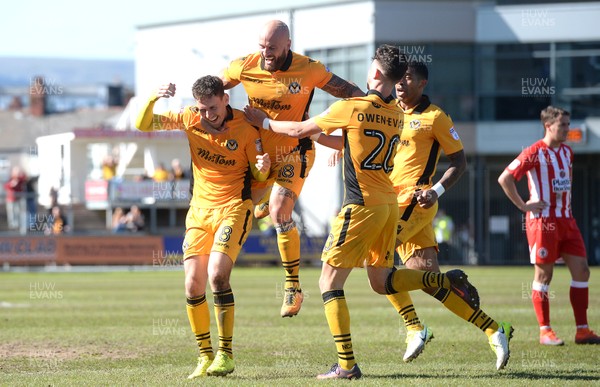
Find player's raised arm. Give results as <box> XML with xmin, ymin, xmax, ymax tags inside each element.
<box><xmin>135</xmin><ymin>83</ymin><xmax>182</xmax><ymax>132</ymax></box>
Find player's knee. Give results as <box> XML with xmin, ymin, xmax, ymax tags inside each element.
<box><xmin>209</xmin><ymin>272</ymin><xmax>231</xmax><ymax>291</ymax></box>
<box><xmin>185</xmin><ymin>277</ymin><xmax>203</xmax><ymax>298</ymax></box>
<box><xmin>576</xmin><ymin>265</ymin><xmax>590</xmax><ymax>281</ymax></box>
<box><xmin>370</xmin><ymin>280</ymin><xmax>387</xmax><ymax>295</ymax></box>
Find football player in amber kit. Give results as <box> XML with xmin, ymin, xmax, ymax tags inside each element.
<box><xmin>136</xmin><ymin>76</ymin><xmax>270</xmax><ymax>378</ymax></box>
<box><xmin>221</xmin><ymin>20</ymin><xmax>363</xmax><ymax>317</ymax></box>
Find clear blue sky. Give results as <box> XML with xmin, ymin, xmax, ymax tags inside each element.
<box><xmin>3</xmin><ymin>0</ymin><xmax>345</xmax><ymax>60</ymax></box>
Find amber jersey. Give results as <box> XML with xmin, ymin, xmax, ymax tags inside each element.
<box><xmin>138</xmin><ymin>98</ymin><xmax>264</xmax><ymax>208</ymax></box>
<box><xmin>313</xmin><ymin>90</ymin><xmax>403</xmax><ymax>207</ymax></box>
<box><xmin>222</xmin><ymin>51</ymin><xmax>333</xmax><ymax>158</ymax></box>
<box><xmin>390</xmin><ymin>95</ymin><xmax>463</xmax><ymax>206</ymax></box>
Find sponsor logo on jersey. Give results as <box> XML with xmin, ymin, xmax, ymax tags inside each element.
<box><xmin>241</xmin><ymin>75</ymin><xmax>264</xmax><ymax>84</ymax></box>
<box><xmin>449</xmin><ymin>127</ymin><xmax>460</xmax><ymax>140</ymax></box>
<box><xmin>226</xmin><ymin>139</ymin><xmax>238</xmax><ymax>151</ymax></box>
<box><xmin>249</xmin><ymin>97</ymin><xmax>292</xmax><ymax>111</ymax></box>
<box><xmin>196</xmin><ymin>148</ymin><xmax>236</xmax><ymax>166</ymax></box>
<box><xmin>552</xmin><ymin>174</ymin><xmax>571</xmax><ymax>192</ymax></box>
<box><xmin>323</xmin><ymin>233</ymin><xmax>334</xmax><ymax>252</ymax></box>
<box><xmin>255</xmin><ymin>139</ymin><xmax>263</xmax><ymax>153</ymax></box>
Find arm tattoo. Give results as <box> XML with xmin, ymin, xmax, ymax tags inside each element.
<box><xmin>321</xmin><ymin>74</ymin><xmax>363</xmax><ymax>98</ymax></box>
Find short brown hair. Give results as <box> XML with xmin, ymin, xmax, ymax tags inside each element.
<box><xmin>192</xmin><ymin>75</ymin><xmax>224</xmax><ymax>100</ymax></box>
<box><xmin>540</xmin><ymin>105</ymin><xmax>569</xmax><ymax>126</ymax></box>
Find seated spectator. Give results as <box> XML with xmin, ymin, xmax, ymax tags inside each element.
<box><xmin>111</xmin><ymin>207</ymin><xmax>127</xmax><ymax>233</ymax></box>
<box><xmin>45</xmin><ymin>206</ymin><xmax>69</xmax><ymax>235</ymax></box>
<box><xmin>124</xmin><ymin>205</ymin><xmax>145</xmax><ymax>232</ymax></box>
<box><xmin>153</xmin><ymin>163</ymin><xmax>169</xmax><ymax>182</ymax></box>
<box><xmin>170</xmin><ymin>158</ymin><xmax>187</xmax><ymax>180</ymax></box>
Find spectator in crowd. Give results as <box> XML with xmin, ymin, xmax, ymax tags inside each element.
<box><xmin>25</xmin><ymin>175</ymin><xmax>38</xmax><ymax>229</ymax></box>
<box><xmin>124</xmin><ymin>205</ymin><xmax>145</xmax><ymax>232</ymax></box>
<box><xmin>44</xmin><ymin>205</ymin><xmax>69</xmax><ymax>235</ymax></box>
<box><xmin>153</xmin><ymin>163</ymin><xmax>170</xmax><ymax>182</ymax></box>
<box><xmin>171</xmin><ymin>158</ymin><xmax>187</xmax><ymax>180</ymax></box>
<box><xmin>111</xmin><ymin>207</ymin><xmax>127</xmax><ymax>233</ymax></box>
<box><xmin>4</xmin><ymin>166</ymin><xmax>26</xmax><ymax>230</ymax></box>
<box><xmin>102</xmin><ymin>155</ymin><xmax>117</xmax><ymax>180</ymax></box>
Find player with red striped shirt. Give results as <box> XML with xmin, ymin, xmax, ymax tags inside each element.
<box><xmin>498</xmin><ymin>106</ymin><xmax>600</xmax><ymax>345</ymax></box>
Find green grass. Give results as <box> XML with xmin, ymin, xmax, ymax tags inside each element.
<box><xmin>0</xmin><ymin>266</ymin><xmax>599</xmax><ymax>386</ymax></box>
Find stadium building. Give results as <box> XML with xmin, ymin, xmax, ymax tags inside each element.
<box><xmin>133</xmin><ymin>0</ymin><xmax>600</xmax><ymax>265</ymax></box>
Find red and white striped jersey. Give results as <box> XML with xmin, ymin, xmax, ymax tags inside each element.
<box><xmin>505</xmin><ymin>140</ymin><xmax>573</xmax><ymax>219</ymax></box>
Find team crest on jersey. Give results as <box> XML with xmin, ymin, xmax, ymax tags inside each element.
<box><xmin>371</xmin><ymin>102</ymin><xmax>381</xmax><ymax>109</ymax></box>
<box><xmin>559</xmin><ymin>170</ymin><xmax>566</xmax><ymax>178</ymax></box>
<box><xmin>409</xmin><ymin>119</ymin><xmax>421</xmax><ymax>130</ymax></box>
<box><xmin>537</xmin><ymin>247</ymin><xmax>548</xmax><ymax>259</ymax></box>
<box><xmin>226</xmin><ymin>139</ymin><xmax>238</xmax><ymax>151</ymax></box>
<box><xmin>288</xmin><ymin>82</ymin><xmax>301</xmax><ymax>94</ymax></box>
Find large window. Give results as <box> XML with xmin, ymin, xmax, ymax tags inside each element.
<box><xmin>409</xmin><ymin>43</ymin><xmax>475</xmax><ymax>121</ymax></box>
<box><xmin>305</xmin><ymin>45</ymin><xmax>369</xmax><ymax>116</ymax></box>
<box><xmin>477</xmin><ymin>41</ymin><xmax>600</xmax><ymax>120</ymax></box>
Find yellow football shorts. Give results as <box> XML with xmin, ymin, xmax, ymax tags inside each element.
<box><xmin>322</xmin><ymin>203</ymin><xmax>397</xmax><ymax>269</ymax></box>
<box><xmin>397</xmin><ymin>199</ymin><xmax>439</xmax><ymax>263</ymax></box>
<box><xmin>252</xmin><ymin>148</ymin><xmax>315</xmax><ymax>198</ymax></box>
<box><xmin>182</xmin><ymin>199</ymin><xmax>253</xmax><ymax>262</ymax></box>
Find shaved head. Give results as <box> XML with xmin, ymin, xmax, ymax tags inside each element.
<box><xmin>258</xmin><ymin>20</ymin><xmax>291</xmax><ymax>72</ymax></box>
<box><xmin>261</xmin><ymin>20</ymin><xmax>290</xmax><ymax>41</ymax></box>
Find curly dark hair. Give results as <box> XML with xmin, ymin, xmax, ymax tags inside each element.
<box><xmin>192</xmin><ymin>75</ymin><xmax>225</xmax><ymax>100</ymax></box>
<box><xmin>373</xmin><ymin>44</ymin><xmax>408</xmax><ymax>84</ymax></box>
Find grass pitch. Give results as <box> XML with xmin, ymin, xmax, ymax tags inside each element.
<box><xmin>1</xmin><ymin>265</ymin><xmax>599</xmax><ymax>386</ymax></box>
